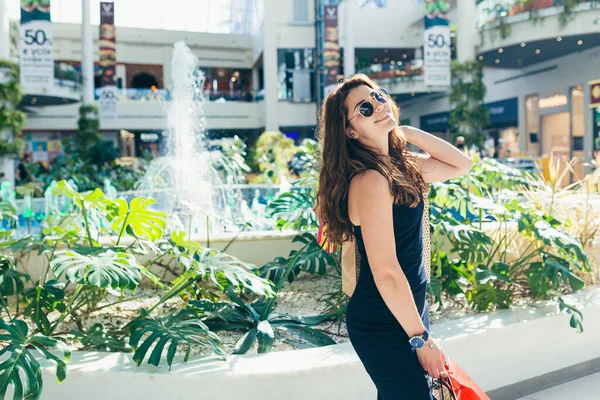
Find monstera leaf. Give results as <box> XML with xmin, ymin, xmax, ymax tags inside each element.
<box><xmin>180</xmin><ymin>248</ymin><xmax>274</xmax><ymax>296</ymax></box>
<box><xmin>109</xmin><ymin>197</ymin><xmax>167</xmax><ymax>241</ymax></box>
<box><xmin>0</xmin><ymin>254</ymin><xmax>29</xmax><ymax>296</ymax></box>
<box><xmin>70</xmin><ymin>323</ymin><xmax>132</xmax><ymax>352</ymax></box>
<box><xmin>53</xmin><ymin>180</ymin><xmax>108</xmax><ymax>211</ymax></box>
<box><xmin>129</xmin><ymin>309</ymin><xmax>224</xmax><ymax>369</ymax></box>
<box><xmin>23</xmin><ymin>280</ymin><xmax>66</xmax><ymax>335</ymax></box>
<box><xmin>259</xmin><ymin>256</ymin><xmax>301</xmax><ymax>284</ymax></box>
<box><xmin>0</xmin><ymin>319</ymin><xmax>71</xmax><ymax>400</ymax></box>
<box><xmin>0</xmin><ymin>201</ymin><xmax>17</xmax><ymax>228</ymax></box>
<box><xmin>287</xmin><ymin>233</ymin><xmax>337</xmax><ymax>276</ymax></box>
<box><xmin>267</xmin><ymin>191</ymin><xmax>317</xmax><ymax>231</ymax></box>
<box><xmin>50</xmin><ymin>249</ymin><xmax>143</xmax><ymax>291</ymax></box>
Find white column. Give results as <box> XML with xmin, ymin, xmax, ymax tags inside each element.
<box><xmin>456</xmin><ymin>0</ymin><xmax>478</xmax><ymax>63</ymax></box>
<box><xmin>0</xmin><ymin>0</ymin><xmax>9</xmax><ymax>59</ymax></box>
<box><xmin>81</xmin><ymin>0</ymin><xmax>95</xmax><ymax>105</ymax></box>
<box><xmin>262</xmin><ymin>0</ymin><xmax>278</xmax><ymax>131</ymax></box>
<box><xmin>583</xmin><ymin>82</ymin><xmax>594</xmax><ymax>175</ymax></box>
<box><xmin>342</xmin><ymin>0</ymin><xmax>355</xmax><ymax>79</ymax></box>
<box><xmin>252</xmin><ymin>66</ymin><xmax>259</xmax><ymax>96</ymax></box>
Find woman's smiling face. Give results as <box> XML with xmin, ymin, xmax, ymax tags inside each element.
<box><xmin>344</xmin><ymin>85</ymin><xmax>397</xmax><ymax>142</ymax></box>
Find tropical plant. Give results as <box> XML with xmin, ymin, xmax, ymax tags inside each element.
<box><xmin>427</xmin><ymin>172</ymin><xmax>589</xmax><ymax>332</ymax></box>
<box><xmin>449</xmin><ymin>60</ymin><xmax>489</xmax><ymax>149</ymax></box>
<box><xmin>247</xmin><ymin>131</ymin><xmax>298</xmax><ymax>184</ymax></box>
<box><xmin>190</xmin><ymin>233</ymin><xmax>339</xmax><ymax>354</ymax></box>
<box><xmin>0</xmin><ymin>180</ymin><xmax>275</xmax><ymax>399</ymax></box>
<box><xmin>0</xmin><ymin>59</ymin><xmax>26</xmax><ymax>162</ymax></box>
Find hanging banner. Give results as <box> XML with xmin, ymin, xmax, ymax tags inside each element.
<box><xmin>323</xmin><ymin>5</ymin><xmax>341</xmax><ymax>95</ymax></box>
<box><xmin>19</xmin><ymin>0</ymin><xmax>54</xmax><ymax>94</ymax></box>
<box><xmin>99</xmin><ymin>1</ymin><xmax>118</xmax><ymax>120</ymax></box>
<box><xmin>423</xmin><ymin>0</ymin><xmax>451</xmax><ymax>87</ymax></box>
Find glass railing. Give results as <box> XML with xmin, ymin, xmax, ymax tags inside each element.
<box><xmin>92</xmin><ymin>88</ymin><xmax>257</xmax><ymax>102</ymax></box>
<box><xmin>54</xmin><ymin>62</ymin><xmax>82</xmax><ymax>93</ymax></box>
<box><xmin>477</xmin><ymin>0</ymin><xmax>596</xmax><ymax>30</ymax></box>
<box><xmin>356</xmin><ymin>60</ymin><xmax>424</xmax><ymax>82</ymax></box>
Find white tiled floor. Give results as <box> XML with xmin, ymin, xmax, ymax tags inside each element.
<box><xmin>516</xmin><ymin>372</ymin><xmax>600</xmax><ymax>400</ymax></box>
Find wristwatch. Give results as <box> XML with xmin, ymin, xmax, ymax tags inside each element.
<box><xmin>408</xmin><ymin>329</ymin><xmax>430</xmax><ymax>350</ymax></box>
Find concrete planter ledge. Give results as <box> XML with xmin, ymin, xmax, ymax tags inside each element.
<box><xmin>31</xmin><ymin>287</ymin><xmax>600</xmax><ymax>400</ymax></box>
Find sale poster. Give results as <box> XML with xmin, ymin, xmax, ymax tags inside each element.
<box><xmin>423</xmin><ymin>0</ymin><xmax>451</xmax><ymax>87</ymax></box>
<box><xmin>19</xmin><ymin>0</ymin><xmax>55</xmax><ymax>94</ymax></box>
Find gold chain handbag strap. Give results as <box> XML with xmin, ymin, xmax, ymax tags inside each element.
<box><xmin>422</xmin><ymin>187</ymin><xmax>431</xmax><ymax>283</ymax></box>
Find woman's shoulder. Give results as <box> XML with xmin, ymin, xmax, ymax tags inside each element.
<box><xmin>350</xmin><ymin>169</ymin><xmax>387</xmax><ymax>185</ymax></box>
<box><xmin>349</xmin><ymin>169</ymin><xmax>392</xmax><ymax>200</ymax></box>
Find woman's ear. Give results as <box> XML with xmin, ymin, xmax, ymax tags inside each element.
<box><xmin>346</xmin><ymin>128</ymin><xmax>359</xmax><ymax>139</ymax></box>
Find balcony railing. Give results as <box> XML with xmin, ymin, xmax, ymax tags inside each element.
<box><xmin>92</xmin><ymin>88</ymin><xmax>257</xmax><ymax>102</ymax></box>
<box><xmin>356</xmin><ymin>59</ymin><xmax>424</xmax><ymax>82</ymax></box>
<box><xmin>477</xmin><ymin>0</ymin><xmax>598</xmax><ymax>31</ymax></box>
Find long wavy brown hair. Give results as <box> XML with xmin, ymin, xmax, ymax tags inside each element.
<box><xmin>315</xmin><ymin>74</ymin><xmax>427</xmax><ymax>245</ymax></box>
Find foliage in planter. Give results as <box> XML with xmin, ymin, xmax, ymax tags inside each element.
<box><xmin>247</xmin><ymin>131</ymin><xmax>299</xmax><ymax>184</ymax></box>
<box><xmin>0</xmin><ymin>59</ymin><xmax>27</xmax><ymax>143</ymax></box>
<box><xmin>449</xmin><ymin>60</ymin><xmax>489</xmax><ymax>149</ymax></box>
<box><xmin>76</xmin><ymin>105</ymin><xmax>102</xmax><ymax>162</ymax></box>
<box><xmin>0</xmin><ymin>180</ymin><xmax>279</xmax><ymax>399</ymax></box>
<box><xmin>21</xmin><ymin>137</ymin><xmax>144</xmax><ymax>197</ymax></box>
<box><xmin>191</xmin><ymin>232</ymin><xmax>339</xmax><ymax>354</ymax></box>
<box><xmin>0</xmin><ymin>138</ymin><xmax>25</xmax><ymax>158</ymax></box>
<box><xmin>427</xmin><ymin>160</ymin><xmax>589</xmax><ymax>333</ymax></box>
<box><xmin>480</xmin><ymin>0</ymin><xmax>595</xmax><ymax>37</ymax></box>
<box><xmin>209</xmin><ymin>135</ymin><xmax>251</xmax><ymax>184</ymax></box>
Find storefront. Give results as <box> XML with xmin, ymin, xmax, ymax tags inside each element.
<box><xmin>524</xmin><ymin>85</ymin><xmax>585</xmax><ymax>183</ymax></box>
<box><xmin>484</xmin><ymin>97</ymin><xmax>519</xmax><ymax>158</ymax></box>
<box><xmin>419</xmin><ymin>111</ymin><xmax>450</xmax><ymax>141</ymax></box>
<box><xmin>22</xmin><ymin>131</ymin><xmax>118</xmax><ymax>164</ymax></box>
<box><xmin>119</xmin><ymin>130</ymin><xmax>165</xmax><ymax>158</ymax></box>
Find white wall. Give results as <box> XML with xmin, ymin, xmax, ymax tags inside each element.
<box><xmin>339</xmin><ymin>1</ymin><xmax>425</xmax><ymax>49</ymax></box>
<box><xmin>25</xmin><ymin>101</ymin><xmax>262</xmax><ymax>131</ymax></box>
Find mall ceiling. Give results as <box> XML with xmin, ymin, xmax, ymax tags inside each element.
<box><xmin>478</xmin><ymin>33</ymin><xmax>600</xmax><ymax>68</ymax></box>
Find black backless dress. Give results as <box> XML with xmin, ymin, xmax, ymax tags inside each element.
<box><xmin>346</xmin><ymin>196</ymin><xmax>433</xmax><ymax>400</ymax></box>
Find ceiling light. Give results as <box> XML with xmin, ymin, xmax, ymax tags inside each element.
<box><xmin>478</xmin><ymin>55</ymin><xmax>484</xmax><ymax>60</ymax></box>
<box><xmin>495</xmin><ymin>59</ymin><xmax>500</xmax><ymax>64</ymax></box>
<box><xmin>535</xmin><ymin>49</ymin><xmax>541</xmax><ymax>54</ymax></box>
<box><xmin>411</xmin><ymin>92</ymin><xmax>415</xmax><ymax>96</ymax></box>
<box><xmin>578</xmin><ymin>40</ymin><xmax>583</xmax><ymax>45</ymax></box>
<box><xmin>556</xmin><ymin>37</ymin><xmax>562</xmax><ymax>42</ymax></box>
<box><xmin>403</xmin><ymin>54</ymin><xmax>407</xmax><ymax>59</ymax></box>
<box><xmin>390</xmin><ymin>60</ymin><xmax>395</xmax><ymax>65</ymax></box>
<box><xmin>498</xmin><ymin>48</ymin><xmax>504</xmax><ymax>53</ymax></box>
<box><xmin>521</xmin><ymin>42</ymin><xmax>526</xmax><ymax>47</ymax></box>
<box><xmin>374</xmin><ymin>58</ymin><xmax>378</xmax><ymax>62</ymax></box>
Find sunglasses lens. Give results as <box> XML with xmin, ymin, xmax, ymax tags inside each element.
<box><xmin>359</xmin><ymin>102</ymin><xmax>374</xmax><ymax>117</ymax></box>
<box><xmin>374</xmin><ymin>91</ymin><xmax>388</xmax><ymax>103</ymax></box>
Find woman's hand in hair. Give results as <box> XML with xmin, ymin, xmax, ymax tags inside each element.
<box><xmin>398</xmin><ymin>126</ymin><xmax>474</xmax><ymax>183</ymax></box>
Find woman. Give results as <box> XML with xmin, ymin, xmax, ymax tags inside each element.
<box><xmin>315</xmin><ymin>74</ymin><xmax>473</xmax><ymax>399</ymax></box>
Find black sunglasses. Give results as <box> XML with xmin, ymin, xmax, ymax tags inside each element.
<box><xmin>348</xmin><ymin>88</ymin><xmax>389</xmax><ymax>123</ymax></box>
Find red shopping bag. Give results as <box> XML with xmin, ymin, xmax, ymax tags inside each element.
<box><xmin>444</xmin><ymin>358</ymin><xmax>490</xmax><ymax>400</ymax></box>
